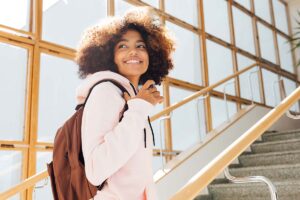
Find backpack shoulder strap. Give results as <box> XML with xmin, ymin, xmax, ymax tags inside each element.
<box><xmin>75</xmin><ymin>79</ymin><xmax>130</xmax><ymax>110</ymax></box>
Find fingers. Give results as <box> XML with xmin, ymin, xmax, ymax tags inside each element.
<box><xmin>141</xmin><ymin>80</ymin><xmax>155</xmax><ymax>91</ymax></box>
<box><xmin>148</xmin><ymin>85</ymin><xmax>157</xmax><ymax>93</ymax></box>
<box><xmin>152</xmin><ymin>91</ymin><xmax>164</xmax><ymax>104</ymax></box>
<box><xmin>157</xmin><ymin>96</ymin><xmax>164</xmax><ymax>104</ymax></box>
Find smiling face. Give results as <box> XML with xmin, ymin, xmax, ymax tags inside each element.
<box><xmin>114</xmin><ymin>30</ymin><xmax>149</xmax><ymax>84</ymax></box>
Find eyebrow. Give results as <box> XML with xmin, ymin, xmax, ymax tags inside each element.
<box><xmin>118</xmin><ymin>39</ymin><xmax>145</xmax><ymax>43</ymax></box>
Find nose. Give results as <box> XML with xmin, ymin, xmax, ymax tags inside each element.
<box><xmin>128</xmin><ymin>48</ymin><xmax>138</xmax><ymax>56</ymax></box>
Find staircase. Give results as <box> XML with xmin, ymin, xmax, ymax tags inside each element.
<box><xmin>195</xmin><ymin>129</ymin><xmax>300</xmax><ymax>200</ymax></box>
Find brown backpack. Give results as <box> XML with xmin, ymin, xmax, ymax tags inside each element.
<box><xmin>47</xmin><ymin>79</ymin><xmax>129</xmax><ymax>200</ymax></box>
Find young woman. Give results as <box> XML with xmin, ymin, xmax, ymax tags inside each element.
<box><xmin>75</xmin><ymin>7</ymin><xmax>175</xmax><ymax>200</ymax></box>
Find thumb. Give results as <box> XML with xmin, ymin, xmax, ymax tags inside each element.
<box><xmin>123</xmin><ymin>92</ymin><xmax>131</xmax><ymax>102</ymax></box>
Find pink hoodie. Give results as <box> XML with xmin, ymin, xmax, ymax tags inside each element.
<box><xmin>76</xmin><ymin>71</ymin><xmax>158</xmax><ymax>200</ymax></box>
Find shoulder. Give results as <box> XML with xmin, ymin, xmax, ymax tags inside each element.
<box><xmin>91</xmin><ymin>81</ymin><xmax>124</xmax><ymax>96</ymax></box>
<box><xmin>86</xmin><ymin>81</ymin><xmax>125</xmax><ymax>107</ymax></box>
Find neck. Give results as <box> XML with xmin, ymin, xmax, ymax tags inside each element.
<box><xmin>127</xmin><ymin>77</ymin><xmax>139</xmax><ymax>92</ymax></box>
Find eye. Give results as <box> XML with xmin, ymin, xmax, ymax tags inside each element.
<box><xmin>118</xmin><ymin>44</ymin><xmax>127</xmax><ymax>49</ymax></box>
<box><xmin>137</xmin><ymin>43</ymin><xmax>146</xmax><ymax>49</ymax></box>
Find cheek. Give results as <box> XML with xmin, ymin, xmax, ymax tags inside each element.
<box><xmin>114</xmin><ymin>53</ymin><xmax>122</xmax><ymax>65</ymax></box>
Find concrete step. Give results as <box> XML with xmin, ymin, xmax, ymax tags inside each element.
<box><xmin>262</xmin><ymin>129</ymin><xmax>300</xmax><ymax>142</ymax></box>
<box><xmin>207</xmin><ymin>180</ymin><xmax>300</xmax><ymax>200</ymax></box>
<box><xmin>238</xmin><ymin>150</ymin><xmax>300</xmax><ymax>167</ymax></box>
<box><xmin>251</xmin><ymin>138</ymin><xmax>300</xmax><ymax>153</ymax></box>
<box><xmin>229</xmin><ymin>163</ymin><xmax>300</xmax><ymax>182</ymax></box>
<box><xmin>193</xmin><ymin>194</ymin><xmax>213</xmax><ymax>200</ymax></box>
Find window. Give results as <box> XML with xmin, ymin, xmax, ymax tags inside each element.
<box><xmin>37</xmin><ymin>53</ymin><xmax>82</xmax><ymax>142</ymax></box>
<box><xmin>165</xmin><ymin>0</ymin><xmax>198</xmax><ymax>27</ymax></box>
<box><xmin>170</xmin><ymin>87</ymin><xmax>206</xmax><ymax>151</ymax></box>
<box><xmin>210</xmin><ymin>97</ymin><xmax>237</xmax><ymax>129</ymax></box>
<box><xmin>283</xmin><ymin>78</ymin><xmax>299</xmax><ymax>112</ymax></box>
<box><xmin>233</xmin><ymin>7</ymin><xmax>255</xmax><ymax>54</ymax></box>
<box><xmin>203</xmin><ymin>0</ymin><xmax>230</xmax><ymax>42</ymax></box>
<box><xmin>273</xmin><ymin>0</ymin><xmax>289</xmax><ymax>34</ymax></box>
<box><xmin>254</xmin><ymin>0</ymin><xmax>271</xmax><ymax>23</ymax></box>
<box><xmin>42</xmin><ymin>0</ymin><xmax>107</xmax><ymax>48</ymax></box>
<box><xmin>115</xmin><ymin>0</ymin><xmax>136</xmax><ymax>15</ymax></box>
<box><xmin>257</xmin><ymin>22</ymin><xmax>276</xmax><ymax>63</ymax></box>
<box><xmin>237</xmin><ymin>54</ymin><xmax>261</xmax><ymax>103</ymax></box>
<box><xmin>277</xmin><ymin>34</ymin><xmax>294</xmax><ymax>73</ymax></box>
<box><xmin>166</xmin><ymin>22</ymin><xmax>202</xmax><ymax>85</ymax></box>
<box><xmin>0</xmin><ymin>43</ymin><xmax>28</xmax><ymax>141</ymax></box>
<box><xmin>0</xmin><ymin>0</ymin><xmax>30</xmax><ymax>31</ymax></box>
<box><xmin>0</xmin><ymin>150</ymin><xmax>23</xmax><ymax>198</ymax></box>
<box><xmin>206</xmin><ymin>40</ymin><xmax>235</xmax><ymax>95</ymax></box>
<box><xmin>262</xmin><ymin>69</ymin><xmax>280</xmax><ymax>107</ymax></box>
<box><xmin>33</xmin><ymin>151</ymin><xmax>52</xmax><ymax>200</ymax></box>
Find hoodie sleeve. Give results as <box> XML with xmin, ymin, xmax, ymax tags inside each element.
<box><xmin>81</xmin><ymin>82</ymin><xmax>154</xmax><ymax>186</ymax></box>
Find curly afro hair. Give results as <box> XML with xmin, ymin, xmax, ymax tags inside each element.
<box><xmin>75</xmin><ymin>6</ymin><xmax>176</xmax><ymax>85</ymax></box>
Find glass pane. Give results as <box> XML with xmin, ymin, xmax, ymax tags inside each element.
<box><xmin>149</xmin><ymin>85</ymin><xmax>163</xmax><ymax>150</ymax></box>
<box><xmin>206</xmin><ymin>40</ymin><xmax>235</xmax><ymax>95</ymax></box>
<box><xmin>0</xmin><ymin>43</ymin><xmax>27</xmax><ymax>141</ymax></box>
<box><xmin>165</xmin><ymin>0</ymin><xmax>198</xmax><ymax>27</ymax></box>
<box><xmin>0</xmin><ymin>0</ymin><xmax>30</xmax><ymax>31</ymax></box>
<box><xmin>254</xmin><ymin>0</ymin><xmax>271</xmax><ymax>23</ymax></box>
<box><xmin>115</xmin><ymin>0</ymin><xmax>136</xmax><ymax>16</ymax></box>
<box><xmin>203</xmin><ymin>0</ymin><xmax>230</xmax><ymax>42</ymax></box>
<box><xmin>170</xmin><ymin>87</ymin><xmax>206</xmax><ymax>151</ymax></box>
<box><xmin>262</xmin><ymin>69</ymin><xmax>280</xmax><ymax>107</ymax></box>
<box><xmin>277</xmin><ymin>34</ymin><xmax>294</xmax><ymax>73</ymax></box>
<box><xmin>150</xmin><ymin>85</ymin><xmax>165</xmax><ymax>174</ymax></box>
<box><xmin>237</xmin><ymin>54</ymin><xmax>261</xmax><ymax>103</ymax></box>
<box><xmin>283</xmin><ymin>78</ymin><xmax>299</xmax><ymax>112</ymax></box>
<box><xmin>234</xmin><ymin>0</ymin><xmax>250</xmax><ymax>10</ymax></box>
<box><xmin>273</xmin><ymin>0</ymin><xmax>288</xmax><ymax>34</ymax></box>
<box><xmin>0</xmin><ymin>150</ymin><xmax>23</xmax><ymax>199</ymax></box>
<box><xmin>257</xmin><ymin>22</ymin><xmax>276</xmax><ymax>63</ymax></box>
<box><xmin>233</xmin><ymin>7</ymin><xmax>255</xmax><ymax>54</ymax></box>
<box><xmin>210</xmin><ymin>97</ymin><xmax>237</xmax><ymax>129</ymax></box>
<box><xmin>166</xmin><ymin>22</ymin><xmax>202</xmax><ymax>85</ymax></box>
<box><xmin>141</xmin><ymin>0</ymin><xmax>159</xmax><ymax>8</ymax></box>
<box><xmin>33</xmin><ymin>152</ymin><xmax>52</xmax><ymax>200</ymax></box>
<box><xmin>153</xmin><ymin>156</ymin><xmax>163</xmax><ymax>174</ymax></box>
<box><xmin>38</xmin><ymin>54</ymin><xmax>82</xmax><ymax>142</ymax></box>
<box><xmin>42</xmin><ymin>0</ymin><xmax>107</xmax><ymax>48</ymax></box>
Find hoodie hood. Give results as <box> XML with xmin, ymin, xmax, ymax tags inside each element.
<box><xmin>76</xmin><ymin>71</ymin><xmax>136</xmax><ymax>104</ymax></box>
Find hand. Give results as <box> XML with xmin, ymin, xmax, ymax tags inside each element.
<box><xmin>123</xmin><ymin>80</ymin><xmax>164</xmax><ymax>105</ymax></box>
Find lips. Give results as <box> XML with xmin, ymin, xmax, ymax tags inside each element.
<box><xmin>124</xmin><ymin>58</ymin><xmax>143</xmax><ymax>64</ymax></box>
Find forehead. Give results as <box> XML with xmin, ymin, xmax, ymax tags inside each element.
<box><xmin>120</xmin><ymin>30</ymin><xmax>144</xmax><ymax>41</ymax></box>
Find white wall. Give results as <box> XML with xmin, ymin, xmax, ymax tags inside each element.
<box><xmin>287</xmin><ymin>0</ymin><xmax>300</xmax><ymax>80</ymax></box>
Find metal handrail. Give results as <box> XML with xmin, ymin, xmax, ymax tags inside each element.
<box><xmin>196</xmin><ymin>95</ymin><xmax>208</xmax><ymax>142</ymax></box>
<box><xmin>159</xmin><ymin>113</ymin><xmax>173</xmax><ymax>172</ymax></box>
<box><xmin>277</xmin><ymin>79</ymin><xmax>300</xmax><ymax>119</ymax></box>
<box><xmin>150</xmin><ymin>63</ymin><xmax>258</xmax><ymax>121</ymax></box>
<box><xmin>0</xmin><ymin>63</ymin><xmax>258</xmax><ymax>199</ymax></box>
<box><xmin>170</xmin><ymin>85</ymin><xmax>300</xmax><ymax>200</ymax></box>
<box><xmin>224</xmin><ymin>168</ymin><xmax>278</xmax><ymax>200</ymax></box>
<box><xmin>223</xmin><ymin>80</ymin><xmax>235</xmax><ymax>121</ymax></box>
<box><xmin>223</xmin><ymin>82</ymin><xmax>278</xmax><ymax>200</ymax></box>
<box><xmin>248</xmin><ymin>67</ymin><xmax>259</xmax><ymax>103</ymax></box>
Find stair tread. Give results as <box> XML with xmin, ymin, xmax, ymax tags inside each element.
<box><xmin>263</xmin><ymin>129</ymin><xmax>300</xmax><ymax>137</ymax></box>
<box><xmin>203</xmin><ymin>129</ymin><xmax>300</xmax><ymax>199</ymax></box>
<box><xmin>252</xmin><ymin>138</ymin><xmax>300</xmax><ymax>146</ymax></box>
<box><xmin>240</xmin><ymin>149</ymin><xmax>300</xmax><ymax>157</ymax></box>
<box><xmin>229</xmin><ymin>162</ymin><xmax>300</xmax><ymax>171</ymax></box>
<box><xmin>210</xmin><ymin>179</ymin><xmax>300</xmax><ymax>187</ymax></box>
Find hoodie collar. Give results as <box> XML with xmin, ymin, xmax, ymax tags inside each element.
<box><xmin>76</xmin><ymin>71</ymin><xmax>136</xmax><ymax>104</ymax></box>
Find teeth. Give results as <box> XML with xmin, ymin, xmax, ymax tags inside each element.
<box><xmin>125</xmin><ymin>60</ymin><xmax>141</xmax><ymax>64</ymax></box>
